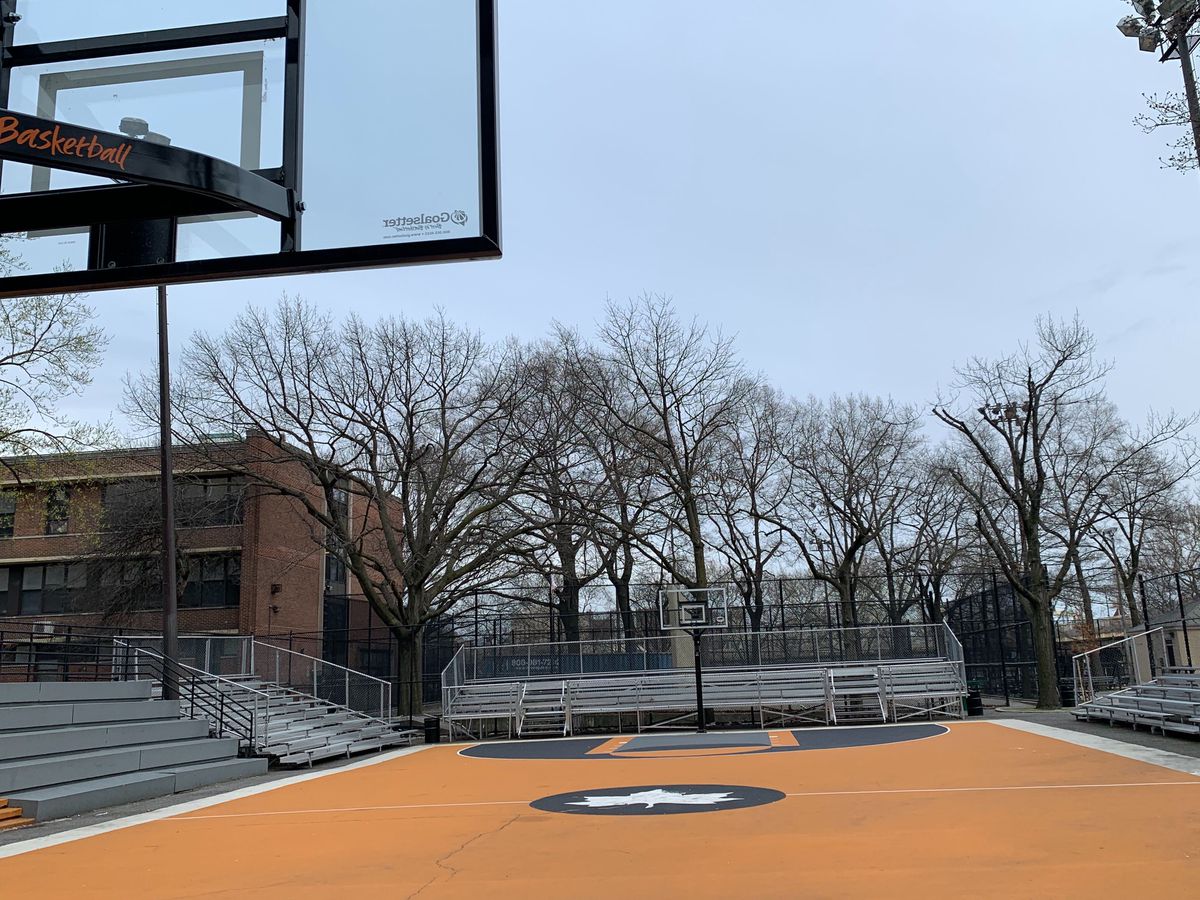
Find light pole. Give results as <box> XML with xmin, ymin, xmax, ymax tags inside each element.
<box><xmin>1118</xmin><ymin>0</ymin><xmax>1200</xmax><ymax>170</ymax></box>
<box><xmin>978</xmin><ymin>402</ymin><xmax>1028</xmax><ymax>565</ymax></box>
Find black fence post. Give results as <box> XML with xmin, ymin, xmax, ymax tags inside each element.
<box><xmin>990</xmin><ymin>571</ymin><xmax>1010</xmax><ymax>707</ymax></box>
<box><xmin>1173</xmin><ymin>572</ymin><xmax>1193</xmax><ymax>668</ymax></box>
<box><xmin>1140</xmin><ymin>574</ymin><xmax>1157</xmax><ymax>680</ymax></box>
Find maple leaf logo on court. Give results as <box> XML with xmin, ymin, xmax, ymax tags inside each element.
<box><xmin>568</xmin><ymin>788</ymin><xmax>739</xmax><ymax>809</ymax></box>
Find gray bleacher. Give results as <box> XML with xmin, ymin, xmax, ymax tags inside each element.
<box><xmin>1074</xmin><ymin>669</ymin><xmax>1200</xmax><ymax>736</ymax></box>
<box><xmin>443</xmin><ymin>652</ymin><xmax>967</xmax><ymax>739</ymax></box>
<box><xmin>0</xmin><ymin>680</ymin><xmax>267</xmax><ymax>825</ymax></box>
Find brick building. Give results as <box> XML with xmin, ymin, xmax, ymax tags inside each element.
<box><xmin>0</xmin><ymin>434</ymin><xmax>341</xmax><ymax>639</ymax></box>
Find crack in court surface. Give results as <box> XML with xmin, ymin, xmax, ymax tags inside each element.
<box><xmin>409</xmin><ymin>814</ymin><xmax>522</xmax><ymax>899</ymax></box>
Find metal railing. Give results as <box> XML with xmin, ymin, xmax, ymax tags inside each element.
<box><xmin>1</xmin><ymin>622</ymin><xmax>132</xmax><ymax>682</ymax></box>
<box><xmin>251</xmin><ymin>639</ymin><xmax>392</xmax><ymax>720</ymax></box>
<box><xmin>1073</xmin><ymin>627</ymin><xmax>1169</xmax><ymax>704</ymax></box>
<box><xmin>443</xmin><ymin>623</ymin><xmax>960</xmax><ymax>705</ymax></box>
<box><xmin>114</xmin><ymin>635</ymin><xmax>253</xmax><ymax>678</ymax></box>
<box><xmin>442</xmin><ymin>643</ymin><xmax>469</xmax><ymax>712</ymax></box>
<box><xmin>115</xmin><ymin>642</ymin><xmax>264</xmax><ymax>753</ymax></box>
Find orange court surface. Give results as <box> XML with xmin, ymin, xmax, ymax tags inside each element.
<box><xmin>1</xmin><ymin>720</ymin><xmax>1198</xmax><ymax>898</ymax></box>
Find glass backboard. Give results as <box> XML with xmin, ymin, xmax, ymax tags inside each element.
<box><xmin>0</xmin><ymin>0</ymin><xmax>500</xmax><ymax>296</ymax></box>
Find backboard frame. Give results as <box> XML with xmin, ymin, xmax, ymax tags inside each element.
<box><xmin>0</xmin><ymin>0</ymin><xmax>501</xmax><ymax>298</ymax></box>
<box><xmin>659</xmin><ymin>587</ymin><xmax>730</xmax><ymax>633</ymax></box>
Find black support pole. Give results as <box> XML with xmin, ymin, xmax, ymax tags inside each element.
<box><xmin>692</xmin><ymin>631</ymin><xmax>706</xmax><ymax>734</ymax></box>
<box><xmin>1139</xmin><ymin>574</ymin><xmax>1157</xmax><ymax>680</ymax></box>
<box><xmin>157</xmin><ymin>284</ymin><xmax>178</xmax><ymax>701</ymax></box>
<box><xmin>991</xmin><ymin>571</ymin><xmax>1010</xmax><ymax>707</ymax></box>
<box><xmin>1174</xmin><ymin>572</ymin><xmax>1193</xmax><ymax>668</ymax></box>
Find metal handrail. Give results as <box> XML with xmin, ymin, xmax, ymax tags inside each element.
<box><xmin>442</xmin><ymin>643</ymin><xmax>468</xmax><ymax>712</ymax></box>
<box><xmin>251</xmin><ymin>639</ymin><xmax>393</xmax><ymax>722</ymax></box>
<box><xmin>117</xmin><ymin>643</ymin><xmax>266</xmax><ymax>752</ymax></box>
<box><xmin>1072</xmin><ymin>627</ymin><xmax>1166</xmax><ymax>704</ymax></box>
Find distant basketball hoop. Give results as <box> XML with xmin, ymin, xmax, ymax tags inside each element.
<box><xmin>658</xmin><ymin>587</ymin><xmax>728</xmax><ymax>734</ymax></box>
<box><xmin>659</xmin><ymin>587</ymin><xmax>729</xmax><ymax>633</ymax></box>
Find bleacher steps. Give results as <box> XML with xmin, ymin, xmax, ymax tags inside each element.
<box><xmin>0</xmin><ymin>682</ymin><xmax>269</xmax><ymax>823</ymax></box>
<box><xmin>0</xmin><ymin>799</ymin><xmax>32</xmax><ymax>831</ymax></box>
<box><xmin>827</xmin><ymin>667</ymin><xmax>887</xmax><ymax>725</ymax></box>
<box><xmin>162</xmin><ymin>758</ymin><xmax>268</xmax><ymax>792</ymax></box>
<box><xmin>0</xmin><ymin>719</ymin><xmax>209</xmax><ymax>762</ymax></box>
<box><xmin>1075</xmin><ymin>672</ymin><xmax>1200</xmax><ymax>735</ymax></box>
<box><xmin>8</xmin><ymin>771</ymin><xmax>178</xmax><ymax>822</ymax></box>
<box><xmin>0</xmin><ymin>680</ymin><xmax>154</xmax><ymax>706</ymax></box>
<box><xmin>193</xmin><ymin>677</ymin><xmax>415</xmax><ymax>766</ymax></box>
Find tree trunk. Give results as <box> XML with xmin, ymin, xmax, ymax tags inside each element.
<box><xmin>1118</xmin><ymin>568</ymin><xmax>1142</xmax><ymax>628</ymax></box>
<box><xmin>748</xmin><ymin>583</ymin><xmax>764</xmax><ymax>633</ymax></box>
<box><xmin>557</xmin><ymin>579</ymin><xmax>581</xmax><ymax>643</ymax></box>
<box><xmin>393</xmin><ymin>627</ymin><xmax>423</xmax><ymax>720</ymax></box>
<box><xmin>684</xmin><ymin>495</ymin><xmax>708</xmax><ymax>587</ymax></box>
<box><xmin>1028</xmin><ymin>599</ymin><xmax>1061</xmax><ymax>709</ymax></box>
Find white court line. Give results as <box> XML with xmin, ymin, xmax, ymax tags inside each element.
<box><xmin>783</xmin><ymin>780</ymin><xmax>1200</xmax><ymax>799</ymax></box>
<box><xmin>0</xmin><ymin>744</ymin><xmax>433</xmax><ymax>861</ymax></box>
<box><xmin>179</xmin><ymin>799</ymin><xmax>531</xmax><ymax>820</ymax></box>
<box><xmin>122</xmin><ymin>778</ymin><xmax>1200</xmax><ymax>824</ymax></box>
<box><xmin>989</xmin><ymin>718</ymin><xmax>1200</xmax><ymax>777</ymax></box>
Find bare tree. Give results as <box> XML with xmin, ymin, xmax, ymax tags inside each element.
<box><xmin>571</xmin><ymin>295</ymin><xmax>756</xmax><ymax>589</ymax></box>
<box><xmin>515</xmin><ymin>345</ymin><xmax>610</xmax><ymax>642</ymax></box>
<box><xmin>566</xmin><ymin>346</ymin><xmax>659</xmax><ymax>642</ymax></box>
<box><xmin>1089</xmin><ymin>432</ymin><xmax>1200</xmax><ymax>626</ymax></box>
<box><xmin>770</xmin><ymin>394</ymin><xmax>923</xmax><ymax>632</ymax></box>
<box><xmin>934</xmin><ymin>316</ymin><xmax>1194</xmax><ymax>708</ymax></box>
<box><xmin>130</xmin><ymin>300</ymin><xmax>539</xmax><ymax>714</ymax></box>
<box><xmin>906</xmin><ymin>448</ymin><xmax>973</xmax><ymax>624</ymax></box>
<box><xmin>706</xmin><ymin>383</ymin><xmax>792</xmax><ymax>633</ymax></box>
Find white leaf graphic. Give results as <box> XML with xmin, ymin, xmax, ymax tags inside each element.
<box><xmin>568</xmin><ymin>789</ymin><xmax>739</xmax><ymax>809</ymax></box>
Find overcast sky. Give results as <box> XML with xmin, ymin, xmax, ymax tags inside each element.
<box><xmin>62</xmin><ymin>1</ymin><xmax>1199</xmax><ymax>434</ymax></box>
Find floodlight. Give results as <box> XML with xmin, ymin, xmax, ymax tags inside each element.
<box><xmin>1158</xmin><ymin>0</ymin><xmax>1193</xmax><ymax>19</ymax></box>
<box><xmin>1132</xmin><ymin>0</ymin><xmax>1157</xmax><ymax>19</ymax></box>
<box><xmin>1139</xmin><ymin>25</ymin><xmax>1163</xmax><ymax>51</ymax></box>
<box><xmin>1118</xmin><ymin>15</ymin><xmax>1143</xmax><ymax>37</ymax></box>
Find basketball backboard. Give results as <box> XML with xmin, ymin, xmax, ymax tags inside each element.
<box><xmin>659</xmin><ymin>587</ymin><xmax>729</xmax><ymax>632</ymax></box>
<box><xmin>0</xmin><ymin>0</ymin><xmax>499</xmax><ymax>297</ymax></box>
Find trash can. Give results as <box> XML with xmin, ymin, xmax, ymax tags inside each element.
<box><xmin>423</xmin><ymin>716</ymin><xmax>442</xmax><ymax>744</ymax></box>
<box><xmin>965</xmin><ymin>689</ymin><xmax>984</xmax><ymax>717</ymax></box>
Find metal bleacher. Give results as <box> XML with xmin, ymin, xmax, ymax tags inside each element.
<box><xmin>1072</xmin><ymin>628</ymin><xmax>1200</xmax><ymax>736</ymax></box>
<box><xmin>441</xmin><ymin>624</ymin><xmax>967</xmax><ymax>739</ymax></box>
<box><xmin>1074</xmin><ymin>671</ymin><xmax>1200</xmax><ymax>736</ymax></box>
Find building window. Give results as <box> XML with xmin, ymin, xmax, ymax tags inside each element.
<box><xmin>324</xmin><ymin>553</ymin><xmax>347</xmax><ymax>595</ymax></box>
<box><xmin>177</xmin><ymin>475</ymin><xmax>244</xmax><ymax>527</ymax></box>
<box><xmin>18</xmin><ymin>563</ymin><xmax>87</xmax><ymax>615</ymax></box>
<box><xmin>0</xmin><ymin>491</ymin><xmax>14</xmax><ymax>538</ymax></box>
<box><xmin>329</xmin><ymin>484</ymin><xmax>349</xmax><ymax>529</ymax></box>
<box><xmin>101</xmin><ymin>479</ymin><xmax>154</xmax><ymax>525</ymax></box>
<box><xmin>357</xmin><ymin>646</ymin><xmax>392</xmax><ymax>679</ymax></box>
<box><xmin>181</xmin><ymin>554</ymin><xmax>241</xmax><ymax>609</ymax></box>
<box><xmin>102</xmin><ymin>476</ymin><xmax>244</xmax><ymax>530</ymax></box>
<box><xmin>45</xmin><ymin>487</ymin><xmax>69</xmax><ymax>535</ymax></box>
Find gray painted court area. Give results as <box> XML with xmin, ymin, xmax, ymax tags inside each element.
<box><xmin>622</xmin><ymin>733</ymin><xmax>772</xmax><ymax>752</ymax></box>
